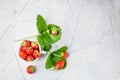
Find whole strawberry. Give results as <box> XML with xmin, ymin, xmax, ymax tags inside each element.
<box><xmin>61</xmin><ymin>51</ymin><xmax>68</xmax><ymax>58</ymax></box>
<box><xmin>27</xmin><ymin>66</ymin><xmax>35</xmax><ymax>74</ymax></box>
<box><xmin>20</xmin><ymin>46</ymin><xmax>27</xmax><ymax>51</ymax></box>
<box><xmin>55</xmin><ymin>60</ymin><xmax>65</xmax><ymax>70</ymax></box>
<box><xmin>22</xmin><ymin>40</ymin><xmax>31</xmax><ymax>47</ymax></box>
<box><xmin>31</xmin><ymin>42</ymin><xmax>39</xmax><ymax>49</ymax></box>
<box><xmin>33</xmin><ymin>50</ymin><xmax>40</xmax><ymax>58</ymax></box>
<box><xmin>26</xmin><ymin>55</ymin><xmax>34</xmax><ymax>61</ymax></box>
<box><xmin>51</xmin><ymin>30</ymin><xmax>58</xmax><ymax>36</ymax></box>
<box><xmin>26</xmin><ymin>47</ymin><xmax>34</xmax><ymax>55</ymax></box>
<box><xmin>19</xmin><ymin>51</ymin><xmax>27</xmax><ymax>60</ymax></box>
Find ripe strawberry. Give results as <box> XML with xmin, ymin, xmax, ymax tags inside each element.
<box><xmin>27</xmin><ymin>66</ymin><xmax>35</xmax><ymax>74</ymax></box>
<box><xmin>31</xmin><ymin>42</ymin><xmax>39</xmax><ymax>49</ymax></box>
<box><xmin>26</xmin><ymin>55</ymin><xmax>34</xmax><ymax>61</ymax></box>
<box><xmin>51</xmin><ymin>30</ymin><xmax>58</xmax><ymax>36</ymax></box>
<box><xmin>61</xmin><ymin>51</ymin><xmax>68</xmax><ymax>58</ymax></box>
<box><xmin>33</xmin><ymin>50</ymin><xmax>40</xmax><ymax>58</ymax></box>
<box><xmin>22</xmin><ymin>40</ymin><xmax>31</xmax><ymax>47</ymax></box>
<box><xmin>20</xmin><ymin>46</ymin><xmax>27</xmax><ymax>51</ymax></box>
<box><xmin>19</xmin><ymin>51</ymin><xmax>27</xmax><ymax>60</ymax></box>
<box><xmin>55</xmin><ymin>60</ymin><xmax>65</xmax><ymax>70</ymax></box>
<box><xmin>26</xmin><ymin>47</ymin><xmax>34</xmax><ymax>55</ymax></box>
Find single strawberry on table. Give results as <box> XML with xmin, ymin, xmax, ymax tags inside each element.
<box><xmin>27</xmin><ymin>65</ymin><xmax>35</xmax><ymax>74</ymax></box>
<box><xmin>55</xmin><ymin>60</ymin><xmax>65</xmax><ymax>70</ymax></box>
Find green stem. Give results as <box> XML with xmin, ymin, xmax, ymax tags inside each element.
<box><xmin>52</xmin><ymin>54</ymin><xmax>61</xmax><ymax>57</ymax></box>
<box><xmin>13</xmin><ymin>35</ymin><xmax>38</xmax><ymax>42</ymax></box>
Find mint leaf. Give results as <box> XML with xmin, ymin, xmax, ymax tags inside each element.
<box><xmin>45</xmin><ymin>54</ymin><xmax>54</xmax><ymax>69</ymax></box>
<box><xmin>36</xmin><ymin>15</ymin><xmax>46</xmax><ymax>34</ymax></box>
<box><xmin>47</xmin><ymin>24</ymin><xmax>62</xmax><ymax>43</ymax></box>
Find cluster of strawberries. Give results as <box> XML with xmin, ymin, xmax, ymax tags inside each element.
<box><xmin>19</xmin><ymin>40</ymin><xmax>40</xmax><ymax>61</ymax></box>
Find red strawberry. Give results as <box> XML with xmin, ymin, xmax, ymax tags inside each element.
<box><xmin>55</xmin><ymin>60</ymin><xmax>65</xmax><ymax>70</ymax></box>
<box><xmin>22</xmin><ymin>40</ymin><xmax>31</xmax><ymax>47</ymax></box>
<box><xmin>33</xmin><ymin>50</ymin><xmax>40</xmax><ymax>58</ymax></box>
<box><xmin>51</xmin><ymin>30</ymin><xmax>58</xmax><ymax>36</ymax></box>
<box><xmin>19</xmin><ymin>51</ymin><xmax>27</xmax><ymax>60</ymax></box>
<box><xmin>27</xmin><ymin>66</ymin><xmax>35</xmax><ymax>74</ymax></box>
<box><xmin>61</xmin><ymin>51</ymin><xmax>68</xmax><ymax>58</ymax></box>
<box><xmin>20</xmin><ymin>46</ymin><xmax>27</xmax><ymax>51</ymax></box>
<box><xmin>31</xmin><ymin>42</ymin><xmax>39</xmax><ymax>49</ymax></box>
<box><xmin>26</xmin><ymin>55</ymin><xmax>34</xmax><ymax>61</ymax></box>
<box><xmin>26</xmin><ymin>47</ymin><xmax>34</xmax><ymax>55</ymax></box>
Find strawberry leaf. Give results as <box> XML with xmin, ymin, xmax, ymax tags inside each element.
<box><xmin>47</xmin><ymin>24</ymin><xmax>62</xmax><ymax>43</ymax></box>
<box><xmin>37</xmin><ymin>35</ymin><xmax>51</xmax><ymax>51</ymax></box>
<box><xmin>37</xmin><ymin>35</ymin><xmax>44</xmax><ymax>50</ymax></box>
<box><xmin>45</xmin><ymin>54</ymin><xmax>54</xmax><ymax>69</ymax></box>
<box><xmin>36</xmin><ymin>15</ymin><xmax>46</xmax><ymax>34</ymax></box>
<box><xmin>51</xmin><ymin>46</ymin><xmax>68</xmax><ymax>55</ymax></box>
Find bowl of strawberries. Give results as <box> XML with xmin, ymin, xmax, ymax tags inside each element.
<box><xmin>19</xmin><ymin>40</ymin><xmax>43</xmax><ymax>62</ymax></box>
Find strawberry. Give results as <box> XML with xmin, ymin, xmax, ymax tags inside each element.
<box><xmin>31</xmin><ymin>42</ymin><xmax>39</xmax><ymax>49</ymax></box>
<box><xmin>55</xmin><ymin>60</ymin><xmax>65</xmax><ymax>70</ymax></box>
<box><xmin>33</xmin><ymin>50</ymin><xmax>40</xmax><ymax>58</ymax></box>
<box><xmin>26</xmin><ymin>47</ymin><xmax>34</xmax><ymax>55</ymax></box>
<box><xmin>26</xmin><ymin>55</ymin><xmax>34</xmax><ymax>61</ymax></box>
<box><xmin>61</xmin><ymin>51</ymin><xmax>68</xmax><ymax>58</ymax></box>
<box><xmin>27</xmin><ymin>66</ymin><xmax>35</xmax><ymax>74</ymax></box>
<box><xmin>22</xmin><ymin>40</ymin><xmax>31</xmax><ymax>47</ymax></box>
<box><xmin>51</xmin><ymin>30</ymin><xmax>58</xmax><ymax>36</ymax></box>
<box><xmin>19</xmin><ymin>51</ymin><xmax>27</xmax><ymax>60</ymax></box>
<box><xmin>20</xmin><ymin>46</ymin><xmax>27</xmax><ymax>51</ymax></box>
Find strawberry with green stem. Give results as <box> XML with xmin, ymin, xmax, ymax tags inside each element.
<box><xmin>31</xmin><ymin>41</ymin><xmax>39</xmax><ymax>49</ymax></box>
<box><xmin>22</xmin><ymin>40</ymin><xmax>31</xmax><ymax>47</ymax></box>
<box><xmin>55</xmin><ymin>60</ymin><xmax>65</xmax><ymax>70</ymax></box>
<box><xmin>61</xmin><ymin>51</ymin><xmax>68</xmax><ymax>58</ymax></box>
<box><xmin>27</xmin><ymin>66</ymin><xmax>35</xmax><ymax>74</ymax></box>
<box><xmin>33</xmin><ymin>50</ymin><xmax>40</xmax><ymax>58</ymax></box>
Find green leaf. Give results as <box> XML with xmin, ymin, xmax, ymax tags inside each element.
<box><xmin>47</xmin><ymin>24</ymin><xmax>62</xmax><ymax>43</ymax></box>
<box><xmin>51</xmin><ymin>46</ymin><xmax>68</xmax><ymax>55</ymax></box>
<box><xmin>42</xmin><ymin>37</ymin><xmax>52</xmax><ymax>51</ymax></box>
<box><xmin>45</xmin><ymin>54</ymin><xmax>54</xmax><ymax>69</ymax></box>
<box><xmin>37</xmin><ymin>35</ymin><xmax>44</xmax><ymax>50</ymax></box>
<box><xmin>37</xmin><ymin>35</ymin><xmax>51</xmax><ymax>51</ymax></box>
<box><xmin>58</xmin><ymin>46</ymin><xmax>68</xmax><ymax>52</ymax></box>
<box><xmin>36</xmin><ymin>15</ymin><xmax>46</xmax><ymax>34</ymax></box>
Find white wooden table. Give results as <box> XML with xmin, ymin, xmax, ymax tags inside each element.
<box><xmin>0</xmin><ymin>0</ymin><xmax>120</xmax><ymax>80</ymax></box>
